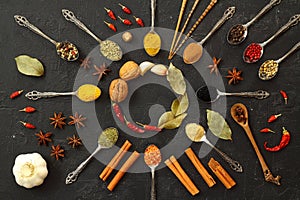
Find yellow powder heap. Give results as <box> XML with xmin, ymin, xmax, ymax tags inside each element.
<box><xmin>77</xmin><ymin>84</ymin><xmax>101</xmax><ymax>102</ymax></box>
<box><xmin>143</xmin><ymin>32</ymin><xmax>161</xmax><ymax>57</ymax></box>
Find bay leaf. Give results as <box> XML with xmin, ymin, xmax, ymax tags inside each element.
<box><xmin>167</xmin><ymin>63</ymin><xmax>186</xmax><ymax>95</ymax></box>
<box><xmin>158</xmin><ymin>111</ymin><xmax>174</xmax><ymax>128</ymax></box>
<box><xmin>15</xmin><ymin>55</ymin><xmax>44</xmax><ymax>77</ymax></box>
<box><xmin>158</xmin><ymin>112</ymin><xmax>187</xmax><ymax>129</ymax></box>
<box><xmin>171</xmin><ymin>93</ymin><xmax>189</xmax><ymax>117</ymax></box>
<box><xmin>185</xmin><ymin>123</ymin><xmax>205</xmax><ymax>142</ymax></box>
<box><xmin>206</xmin><ymin>109</ymin><xmax>232</xmax><ymax>140</ymax></box>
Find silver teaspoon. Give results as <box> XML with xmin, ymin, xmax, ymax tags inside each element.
<box><xmin>227</xmin><ymin>0</ymin><xmax>281</xmax><ymax>45</ymax></box>
<box><xmin>14</xmin><ymin>15</ymin><xmax>79</xmax><ymax>61</ymax></box>
<box><xmin>62</xmin><ymin>9</ymin><xmax>122</xmax><ymax>62</ymax></box>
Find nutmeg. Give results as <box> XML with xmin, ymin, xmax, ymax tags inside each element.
<box><xmin>109</xmin><ymin>78</ymin><xmax>128</xmax><ymax>103</ymax></box>
<box><xmin>119</xmin><ymin>61</ymin><xmax>141</xmax><ymax>81</ymax></box>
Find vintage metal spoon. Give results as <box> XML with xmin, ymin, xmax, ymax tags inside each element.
<box><xmin>227</xmin><ymin>0</ymin><xmax>281</xmax><ymax>45</ymax></box>
<box><xmin>185</xmin><ymin>123</ymin><xmax>243</xmax><ymax>172</ymax></box>
<box><xmin>65</xmin><ymin>127</ymin><xmax>119</xmax><ymax>184</ymax></box>
<box><xmin>143</xmin><ymin>0</ymin><xmax>161</xmax><ymax>57</ymax></box>
<box><xmin>183</xmin><ymin>6</ymin><xmax>235</xmax><ymax>64</ymax></box>
<box><xmin>25</xmin><ymin>84</ymin><xmax>101</xmax><ymax>102</ymax></box>
<box><xmin>230</xmin><ymin>103</ymin><xmax>281</xmax><ymax>185</ymax></box>
<box><xmin>62</xmin><ymin>9</ymin><xmax>122</xmax><ymax>61</ymax></box>
<box><xmin>243</xmin><ymin>14</ymin><xmax>300</xmax><ymax>63</ymax></box>
<box><xmin>14</xmin><ymin>15</ymin><xmax>79</xmax><ymax>61</ymax></box>
<box><xmin>144</xmin><ymin>144</ymin><xmax>162</xmax><ymax>200</ymax></box>
<box><xmin>259</xmin><ymin>41</ymin><xmax>300</xmax><ymax>80</ymax></box>
<box><xmin>196</xmin><ymin>86</ymin><xmax>269</xmax><ymax>103</ymax></box>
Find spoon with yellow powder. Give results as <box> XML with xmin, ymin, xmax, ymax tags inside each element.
<box><xmin>144</xmin><ymin>0</ymin><xmax>161</xmax><ymax>57</ymax></box>
<box><xmin>25</xmin><ymin>84</ymin><xmax>101</xmax><ymax>102</ymax></box>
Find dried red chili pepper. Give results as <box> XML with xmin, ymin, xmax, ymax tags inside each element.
<box><xmin>10</xmin><ymin>90</ymin><xmax>23</xmax><ymax>99</ymax></box>
<box><xmin>118</xmin><ymin>16</ymin><xmax>132</xmax><ymax>25</ymax></box>
<box><xmin>260</xmin><ymin>128</ymin><xmax>275</xmax><ymax>133</ymax></box>
<box><xmin>112</xmin><ymin>102</ymin><xmax>124</xmax><ymax>123</ymax></box>
<box><xmin>264</xmin><ymin>127</ymin><xmax>290</xmax><ymax>152</ymax></box>
<box><xmin>19</xmin><ymin>121</ymin><xmax>36</xmax><ymax>129</ymax></box>
<box><xmin>133</xmin><ymin>16</ymin><xmax>144</xmax><ymax>27</ymax></box>
<box><xmin>268</xmin><ymin>114</ymin><xmax>282</xmax><ymax>123</ymax></box>
<box><xmin>124</xmin><ymin>117</ymin><xmax>145</xmax><ymax>133</ymax></box>
<box><xmin>19</xmin><ymin>106</ymin><xmax>36</xmax><ymax>113</ymax></box>
<box><xmin>118</xmin><ymin>3</ymin><xmax>132</xmax><ymax>14</ymax></box>
<box><xmin>280</xmin><ymin>90</ymin><xmax>288</xmax><ymax>104</ymax></box>
<box><xmin>136</xmin><ymin>122</ymin><xmax>161</xmax><ymax>132</ymax></box>
<box><xmin>104</xmin><ymin>7</ymin><xmax>116</xmax><ymax>20</ymax></box>
<box><xmin>104</xmin><ymin>21</ymin><xmax>117</xmax><ymax>32</ymax></box>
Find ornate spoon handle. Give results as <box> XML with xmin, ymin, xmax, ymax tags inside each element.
<box><xmin>14</xmin><ymin>15</ymin><xmax>57</xmax><ymax>45</ymax></box>
<box><xmin>25</xmin><ymin>90</ymin><xmax>75</xmax><ymax>100</ymax></box>
<box><xmin>222</xmin><ymin>90</ymin><xmax>270</xmax><ymax>99</ymax></box>
<box><xmin>62</xmin><ymin>9</ymin><xmax>102</xmax><ymax>43</ymax></box>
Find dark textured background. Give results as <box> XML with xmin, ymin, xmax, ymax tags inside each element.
<box><xmin>1</xmin><ymin>0</ymin><xmax>300</xmax><ymax>199</ymax></box>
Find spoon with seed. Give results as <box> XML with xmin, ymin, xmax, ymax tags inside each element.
<box><xmin>183</xmin><ymin>7</ymin><xmax>235</xmax><ymax>64</ymax></box>
<box><xmin>243</xmin><ymin>14</ymin><xmax>300</xmax><ymax>63</ymax></box>
<box><xmin>259</xmin><ymin>41</ymin><xmax>300</xmax><ymax>80</ymax></box>
<box><xmin>196</xmin><ymin>86</ymin><xmax>269</xmax><ymax>103</ymax></box>
<box><xmin>227</xmin><ymin>0</ymin><xmax>281</xmax><ymax>45</ymax></box>
<box><xmin>14</xmin><ymin>15</ymin><xmax>79</xmax><ymax>61</ymax></box>
<box><xmin>66</xmin><ymin>127</ymin><xmax>119</xmax><ymax>184</ymax></box>
<box><xmin>185</xmin><ymin>123</ymin><xmax>243</xmax><ymax>172</ymax></box>
<box><xmin>25</xmin><ymin>84</ymin><xmax>101</xmax><ymax>102</ymax></box>
<box><xmin>143</xmin><ymin>0</ymin><xmax>161</xmax><ymax>57</ymax></box>
<box><xmin>62</xmin><ymin>9</ymin><xmax>122</xmax><ymax>61</ymax></box>
<box><xmin>230</xmin><ymin>103</ymin><xmax>281</xmax><ymax>185</ymax></box>
<box><xmin>144</xmin><ymin>144</ymin><xmax>161</xmax><ymax>200</ymax></box>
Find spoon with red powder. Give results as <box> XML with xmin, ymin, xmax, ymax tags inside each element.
<box><xmin>243</xmin><ymin>14</ymin><xmax>300</xmax><ymax>63</ymax></box>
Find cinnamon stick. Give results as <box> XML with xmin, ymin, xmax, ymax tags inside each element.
<box><xmin>208</xmin><ymin>157</ymin><xmax>236</xmax><ymax>189</ymax></box>
<box><xmin>107</xmin><ymin>151</ymin><xmax>140</xmax><ymax>191</ymax></box>
<box><xmin>100</xmin><ymin>140</ymin><xmax>132</xmax><ymax>181</ymax></box>
<box><xmin>185</xmin><ymin>148</ymin><xmax>216</xmax><ymax>187</ymax></box>
<box><xmin>165</xmin><ymin>156</ymin><xmax>200</xmax><ymax>196</ymax></box>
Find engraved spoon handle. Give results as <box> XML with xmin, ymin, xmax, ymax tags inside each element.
<box><xmin>25</xmin><ymin>90</ymin><xmax>76</xmax><ymax>100</ymax></box>
<box><xmin>65</xmin><ymin>145</ymin><xmax>102</xmax><ymax>185</ymax></box>
<box><xmin>150</xmin><ymin>0</ymin><xmax>156</xmax><ymax>32</ymax></box>
<box><xmin>276</xmin><ymin>41</ymin><xmax>300</xmax><ymax>63</ymax></box>
<box><xmin>14</xmin><ymin>15</ymin><xmax>57</xmax><ymax>45</ymax></box>
<box><xmin>198</xmin><ymin>6</ymin><xmax>235</xmax><ymax>45</ymax></box>
<box><xmin>221</xmin><ymin>90</ymin><xmax>270</xmax><ymax>99</ymax></box>
<box><xmin>62</xmin><ymin>9</ymin><xmax>102</xmax><ymax>43</ymax></box>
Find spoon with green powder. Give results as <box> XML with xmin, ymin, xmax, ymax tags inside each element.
<box><xmin>65</xmin><ymin>127</ymin><xmax>119</xmax><ymax>184</ymax></box>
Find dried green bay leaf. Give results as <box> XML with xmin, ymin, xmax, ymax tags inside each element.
<box><xmin>15</xmin><ymin>55</ymin><xmax>44</xmax><ymax>77</ymax></box>
<box><xmin>158</xmin><ymin>111</ymin><xmax>187</xmax><ymax>129</ymax></box>
<box><xmin>206</xmin><ymin>109</ymin><xmax>232</xmax><ymax>140</ymax></box>
<box><xmin>185</xmin><ymin>123</ymin><xmax>205</xmax><ymax>142</ymax></box>
<box><xmin>171</xmin><ymin>93</ymin><xmax>189</xmax><ymax>117</ymax></box>
<box><xmin>167</xmin><ymin>63</ymin><xmax>186</xmax><ymax>95</ymax></box>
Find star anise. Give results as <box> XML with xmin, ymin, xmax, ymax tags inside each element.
<box><xmin>50</xmin><ymin>112</ymin><xmax>66</xmax><ymax>129</ymax></box>
<box><xmin>93</xmin><ymin>63</ymin><xmax>111</xmax><ymax>81</ymax></box>
<box><xmin>50</xmin><ymin>144</ymin><xmax>65</xmax><ymax>160</ymax></box>
<box><xmin>35</xmin><ymin>130</ymin><xmax>52</xmax><ymax>146</ymax></box>
<box><xmin>67</xmin><ymin>135</ymin><xmax>82</xmax><ymax>148</ymax></box>
<box><xmin>208</xmin><ymin>57</ymin><xmax>221</xmax><ymax>75</ymax></box>
<box><xmin>68</xmin><ymin>112</ymin><xmax>86</xmax><ymax>128</ymax></box>
<box><xmin>226</xmin><ymin>67</ymin><xmax>243</xmax><ymax>85</ymax></box>
<box><xmin>80</xmin><ymin>56</ymin><xmax>93</xmax><ymax>69</ymax></box>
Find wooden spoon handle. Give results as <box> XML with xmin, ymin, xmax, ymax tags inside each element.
<box><xmin>243</xmin><ymin>125</ymin><xmax>281</xmax><ymax>185</ymax></box>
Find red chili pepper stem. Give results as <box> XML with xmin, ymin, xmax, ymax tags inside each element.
<box><xmin>118</xmin><ymin>3</ymin><xmax>132</xmax><ymax>14</ymax></box>
<box><xmin>118</xmin><ymin>16</ymin><xmax>132</xmax><ymax>25</ymax></box>
<box><xmin>264</xmin><ymin>127</ymin><xmax>290</xmax><ymax>152</ymax></box>
<box><xmin>280</xmin><ymin>90</ymin><xmax>288</xmax><ymax>104</ymax></box>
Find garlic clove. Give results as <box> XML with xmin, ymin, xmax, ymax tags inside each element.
<box><xmin>139</xmin><ymin>61</ymin><xmax>155</xmax><ymax>76</ymax></box>
<box><xmin>150</xmin><ymin>64</ymin><xmax>168</xmax><ymax>76</ymax></box>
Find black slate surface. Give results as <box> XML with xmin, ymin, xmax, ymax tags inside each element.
<box><xmin>1</xmin><ymin>0</ymin><xmax>300</xmax><ymax>199</ymax></box>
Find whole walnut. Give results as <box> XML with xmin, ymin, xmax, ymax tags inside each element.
<box><xmin>119</xmin><ymin>61</ymin><xmax>141</xmax><ymax>81</ymax></box>
<box><xmin>109</xmin><ymin>78</ymin><xmax>128</xmax><ymax>103</ymax></box>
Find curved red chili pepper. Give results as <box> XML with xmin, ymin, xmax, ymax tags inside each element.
<box><xmin>118</xmin><ymin>16</ymin><xmax>132</xmax><ymax>25</ymax></box>
<box><xmin>268</xmin><ymin>114</ymin><xmax>282</xmax><ymax>123</ymax></box>
<box><xmin>10</xmin><ymin>90</ymin><xmax>23</xmax><ymax>99</ymax></box>
<box><xmin>118</xmin><ymin>3</ymin><xmax>132</xmax><ymax>14</ymax></box>
<box><xmin>19</xmin><ymin>121</ymin><xmax>36</xmax><ymax>129</ymax></box>
<box><xmin>264</xmin><ymin>127</ymin><xmax>290</xmax><ymax>152</ymax></box>
<box><xmin>19</xmin><ymin>106</ymin><xmax>36</xmax><ymax>113</ymax></box>
<box><xmin>112</xmin><ymin>103</ymin><xmax>124</xmax><ymax>123</ymax></box>
<box><xmin>280</xmin><ymin>90</ymin><xmax>288</xmax><ymax>104</ymax></box>
<box><xmin>104</xmin><ymin>7</ymin><xmax>116</xmax><ymax>20</ymax></box>
<box><xmin>136</xmin><ymin>122</ymin><xmax>161</xmax><ymax>132</ymax></box>
<box><xmin>133</xmin><ymin>16</ymin><xmax>144</xmax><ymax>27</ymax></box>
<box><xmin>260</xmin><ymin>128</ymin><xmax>275</xmax><ymax>133</ymax></box>
<box><xmin>124</xmin><ymin>117</ymin><xmax>144</xmax><ymax>133</ymax></box>
<box><xmin>104</xmin><ymin>21</ymin><xmax>117</xmax><ymax>32</ymax></box>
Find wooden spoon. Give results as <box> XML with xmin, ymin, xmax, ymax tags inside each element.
<box><xmin>230</xmin><ymin>103</ymin><xmax>281</xmax><ymax>185</ymax></box>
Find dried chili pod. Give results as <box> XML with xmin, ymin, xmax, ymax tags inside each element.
<box><xmin>268</xmin><ymin>114</ymin><xmax>282</xmax><ymax>123</ymax></box>
<box><xmin>118</xmin><ymin>16</ymin><xmax>132</xmax><ymax>26</ymax></box>
<box><xmin>19</xmin><ymin>121</ymin><xmax>36</xmax><ymax>129</ymax></box>
<box><xmin>136</xmin><ymin>122</ymin><xmax>161</xmax><ymax>132</ymax></box>
<box><xmin>104</xmin><ymin>7</ymin><xmax>116</xmax><ymax>20</ymax></box>
<box><xmin>104</xmin><ymin>21</ymin><xmax>117</xmax><ymax>32</ymax></box>
<box><xmin>280</xmin><ymin>90</ymin><xmax>288</xmax><ymax>104</ymax></box>
<box><xmin>112</xmin><ymin>102</ymin><xmax>125</xmax><ymax>123</ymax></box>
<box><xmin>118</xmin><ymin>3</ymin><xmax>132</xmax><ymax>14</ymax></box>
<box><xmin>10</xmin><ymin>90</ymin><xmax>23</xmax><ymax>99</ymax></box>
<box><xmin>133</xmin><ymin>16</ymin><xmax>144</xmax><ymax>27</ymax></box>
<box><xmin>264</xmin><ymin>127</ymin><xmax>290</xmax><ymax>152</ymax></box>
<box><xmin>124</xmin><ymin>117</ymin><xmax>144</xmax><ymax>133</ymax></box>
<box><xmin>260</xmin><ymin>128</ymin><xmax>275</xmax><ymax>133</ymax></box>
<box><xmin>19</xmin><ymin>106</ymin><xmax>36</xmax><ymax>113</ymax></box>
